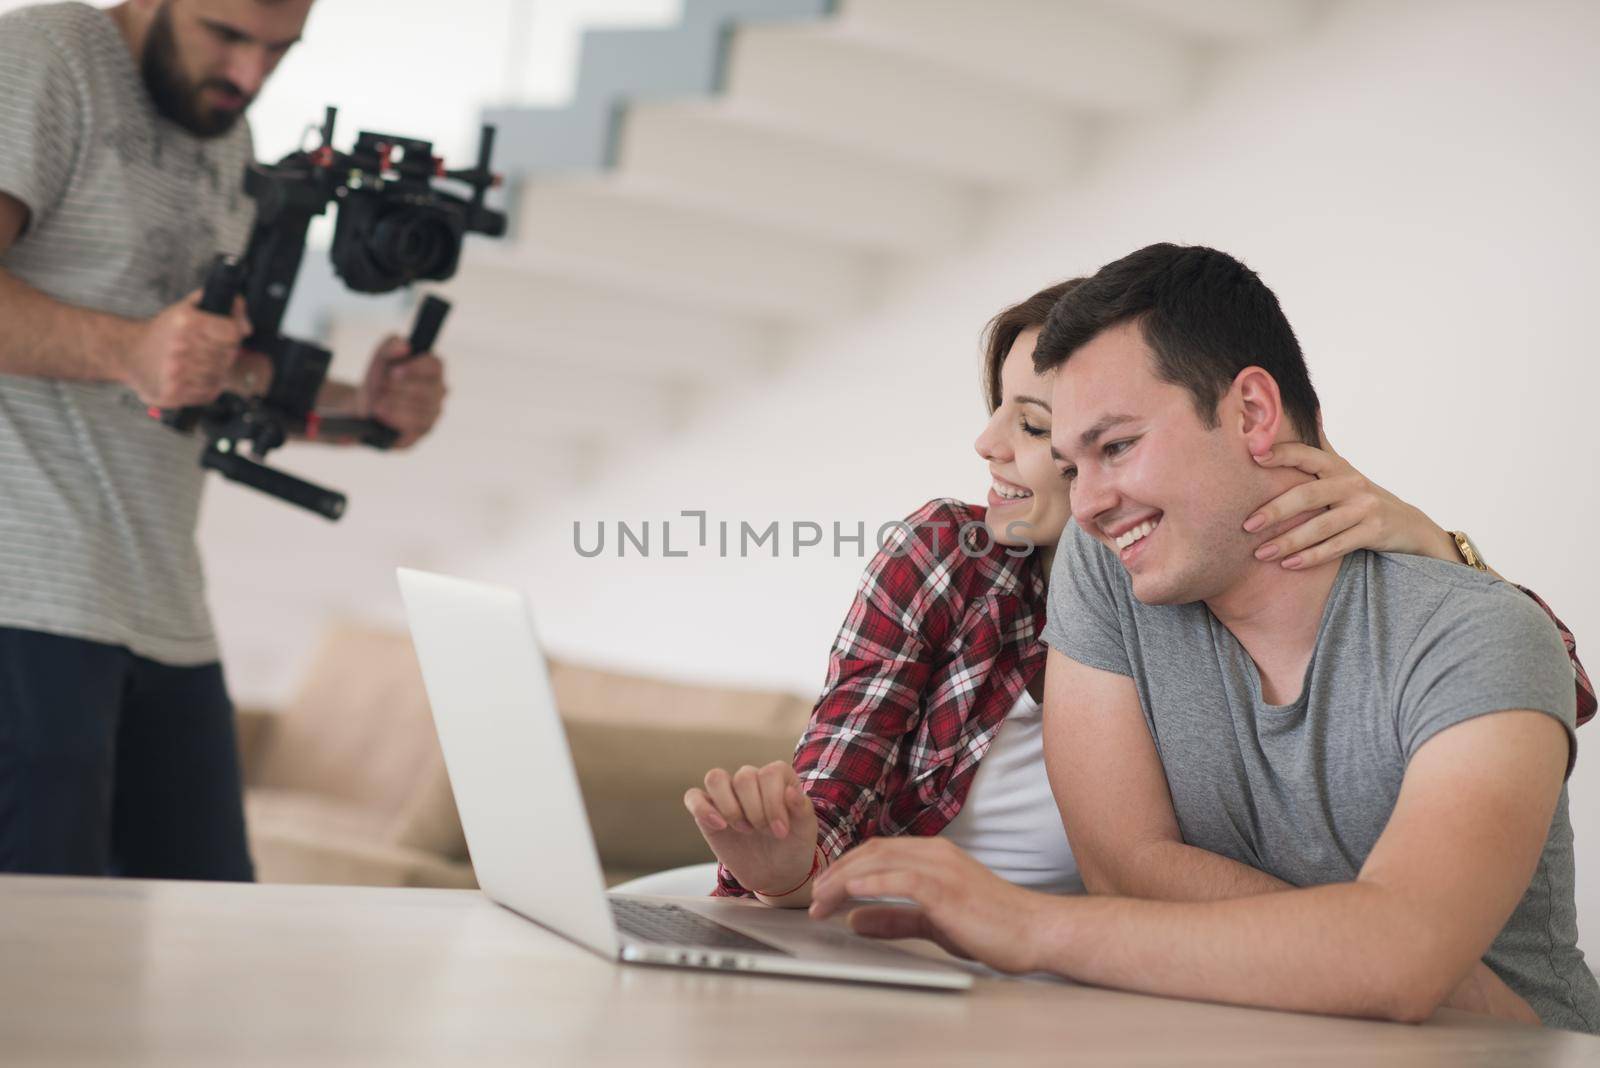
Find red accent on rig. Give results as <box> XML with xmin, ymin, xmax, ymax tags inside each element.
<box><xmin>377</xmin><ymin>142</ymin><xmax>393</xmax><ymax>174</ymax></box>
<box><xmin>434</xmin><ymin>157</ymin><xmax>446</xmax><ymax>178</ymax></box>
<box><xmin>305</xmin><ymin>412</ymin><xmax>321</xmax><ymax>441</ymax></box>
<box><xmin>311</xmin><ymin>146</ymin><xmax>334</xmax><ymax>168</ymax></box>
<box><xmin>491</xmin><ymin>174</ymin><xmax>504</xmax><ymax>189</ymax></box>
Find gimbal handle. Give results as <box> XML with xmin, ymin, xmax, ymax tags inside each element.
<box><xmin>316</xmin><ymin>295</ymin><xmax>452</xmax><ymax>449</ymax></box>
<box><xmin>155</xmin><ymin>255</ymin><xmax>245</xmax><ymax>433</ymax></box>
<box><xmin>201</xmin><ymin>440</ymin><xmax>346</xmax><ymax>521</ymax></box>
<box><xmin>198</xmin><ymin>254</ymin><xmax>244</xmax><ymax>315</ymax></box>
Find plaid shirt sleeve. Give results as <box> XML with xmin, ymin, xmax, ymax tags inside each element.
<box><xmin>1516</xmin><ymin>586</ymin><xmax>1596</xmax><ymax>728</ymax></box>
<box><xmin>714</xmin><ymin>501</ymin><xmax>964</xmax><ymax>897</ymax></box>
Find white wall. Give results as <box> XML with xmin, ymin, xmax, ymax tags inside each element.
<box><xmin>451</xmin><ymin>0</ymin><xmax>1600</xmax><ymax>952</ymax></box>
<box><xmin>246</xmin><ymin>0</ymin><xmax>681</xmax><ymax>162</ymax></box>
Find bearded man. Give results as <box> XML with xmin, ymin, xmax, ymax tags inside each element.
<box><xmin>0</xmin><ymin>1</ymin><xmax>447</xmax><ymax>879</ymax></box>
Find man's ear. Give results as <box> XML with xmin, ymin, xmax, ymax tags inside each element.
<box><xmin>1230</xmin><ymin>367</ymin><xmax>1285</xmax><ymax>454</ymax></box>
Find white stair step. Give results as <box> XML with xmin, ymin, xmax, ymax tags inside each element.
<box><xmin>614</xmin><ymin>99</ymin><xmax>982</xmax><ymax>253</ymax></box>
<box><xmin>384</xmin><ymin>428</ymin><xmax>611</xmax><ymax>491</ymax></box>
<box><xmin>506</xmin><ymin>180</ymin><xmax>878</xmax><ymax>322</ymax></box>
<box><xmin>1100</xmin><ymin>0</ymin><xmax>1319</xmax><ymax>42</ymax></box>
<box><xmin>448</xmin><ymin>359</ymin><xmax>689</xmax><ymax>438</ymax></box>
<box><xmin>326</xmin><ymin>313</ymin><xmax>688</xmax><ymax>441</ymax></box>
<box><xmin>833</xmin><ymin>0</ymin><xmax>1199</xmax><ymax>112</ymax></box>
<box><xmin>721</xmin><ymin>23</ymin><xmax>1084</xmax><ymax>190</ymax></box>
<box><xmin>431</xmin><ymin>268</ymin><xmax>784</xmax><ymax>382</ymax></box>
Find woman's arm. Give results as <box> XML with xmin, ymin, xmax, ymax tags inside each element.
<box><xmin>687</xmin><ymin>501</ymin><xmax>963</xmax><ymax>901</ymax></box>
<box><xmin>1247</xmin><ymin>440</ymin><xmax>1594</xmax><ymax>727</ymax></box>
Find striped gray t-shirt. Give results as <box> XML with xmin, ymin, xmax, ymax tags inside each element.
<box><xmin>0</xmin><ymin>2</ymin><xmax>254</xmax><ymax>664</ymax></box>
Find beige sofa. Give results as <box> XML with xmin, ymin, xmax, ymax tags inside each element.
<box><xmin>236</xmin><ymin>624</ymin><xmax>814</xmax><ymax>889</ymax></box>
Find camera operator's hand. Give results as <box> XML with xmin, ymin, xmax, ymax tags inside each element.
<box><xmin>123</xmin><ymin>289</ymin><xmax>251</xmax><ymax>408</ymax></box>
<box><xmin>356</xmin><ymin>334</ymin><xmax>446</xmax><ymax>449</ymax></box>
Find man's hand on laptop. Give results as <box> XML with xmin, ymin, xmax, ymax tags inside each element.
<box><xmin>809</xmin><ymin>837</ymin><xmax>1043</xmax><ymax>974</ymax></box>
<box><xmin>685</xmin><ymin>762</ymin><xmax>820</xmax><ymax>905</ymax></box>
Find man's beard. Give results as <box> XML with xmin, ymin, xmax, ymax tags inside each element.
<box><xmin>141</xmin><ymin>2</ymin><xmax>251</xmax><ymax>139</ymax></box>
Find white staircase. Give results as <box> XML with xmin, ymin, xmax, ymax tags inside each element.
<box><xmin>204</xmin><ymin>0</ymin><xmax>1320</xmax><ymax>700</ymax></box>
<box><xmin>381</xmin><ymin>0</ymin><xmax>1319</xmax><ymax>512</ymax></box>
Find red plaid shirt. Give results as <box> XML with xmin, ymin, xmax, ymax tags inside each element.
<box><xmin>715</xmin><ymin>499</ymin><xmax>1596</xmax><ymax>896</ymax></box>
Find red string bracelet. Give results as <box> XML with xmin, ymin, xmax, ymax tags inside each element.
<box><xmin>753</xmin><ymin>846</ymin><xmax>824</xmax><ymax>899</ymax></box>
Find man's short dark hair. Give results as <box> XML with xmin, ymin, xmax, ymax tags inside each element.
<box><xmin>1034</xmin><ymin>244</ymin><xmax>1320</xmax><ymax>446</ymax></box>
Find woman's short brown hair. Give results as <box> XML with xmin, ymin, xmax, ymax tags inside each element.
<box><xmin>981</xmin><ymin>278</ymin><xmax>1085</xmax><ymax>411</ymax></box>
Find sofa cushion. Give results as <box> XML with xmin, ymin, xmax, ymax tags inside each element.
<box><xmin>246</xmin><ymin>787</ymin><xmax>392</xmax><ymax>844</ymax></box>
<box><xmin>245</xmin><ymin>787</ymin><xmax>475</xmax><ymax>888</ymax></box>
<box><xmin>389</xmin><ymin>752</ymin><xmax>469</xmax><ymax>861</ymax></box>
<box><xmin>250</xmin><ymin>625</ymin><xmax>441</xmax><ymax>817</ymax></box>
<box><xmin>562</xmin><ymin>702</ymin><xmax>813</xmax><ymax>875</ymax></box>
<box><xmin>548</xmin><ymin>660</ymin><xmax>806</xmax><ymax>733</ymax></box>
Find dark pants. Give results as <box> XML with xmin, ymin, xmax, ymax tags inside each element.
<box><xmin>0</xmin><ymin>626</ymin><xmax>254</xmax><ymax>881</ymax></box>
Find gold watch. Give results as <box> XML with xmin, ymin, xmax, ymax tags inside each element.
<box><xmin>1450</xmin><ymin>531</ymin><xmax>1489</xmax><ymax>572</ymax></box>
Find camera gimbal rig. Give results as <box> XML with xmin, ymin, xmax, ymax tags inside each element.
<box><xmin>157</xmin><ymin>106</ymin><xmax>507</xmax><ymax>520</ymax></box>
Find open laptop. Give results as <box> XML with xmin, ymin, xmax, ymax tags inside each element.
<box><xmin>396</xmin><ymin>567</ymin><xmax>973</xmax><ymax>991</ymax></box>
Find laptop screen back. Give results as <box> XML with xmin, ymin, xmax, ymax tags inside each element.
<box><xmin>397</xmin><ymin>567</ymin><xmax>618</xmax><ymax>957</ymax></box>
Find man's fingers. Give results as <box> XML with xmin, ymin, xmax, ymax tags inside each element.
<box><xmin>396</xmin><ymin>355</ymin><xmax>444</xmax><ymax>381</ymax></box>
<box><xmin>375</xmin><ymin>401</ymin><xmax>441</xmax><ymax>434</ymax></box>
<box><xmin>808</xmin><ymin>843</ymin><xmax>874</xmax><ymax>917</ymax></box>
<box><xmin>376</xmin><ymin>333</ymin><xmax>411</xmax><ymax>361</ymax></box>
<box><xmin>846</xmin><ymin>905</ymin><xmax>936</xmax><ymax>941</ymax></box>
<box><xmin>831</xmin><ymin>870</ymin><xmax>932</xmax><ymax>909</ymax></box>
<box><xmin>230</xmin><ymin>295</ymin><xmax>251</xmax><ymax>337</ymax></box>
<box><xmin>847</xmin><ymin>906</ymin><xmax>974</xmax><ymax>959</ymax></box>
<box><xmin>378</xmin><ymin>381</ymin><xmax>446</xmax><ymax>411</ymax></box>
<box><xmin>811</xmin><ymin>839</ymin><xmax>937</xmax><ymax>916</ymax></box>
<box><xmin>808</xmin><ymin>873</ymin><xmax>848</xmax><ymax>917</ymax></box>
<box><xmin>176</xmin><ymin>368</ymin><xmax>225</xmax><ymax>403</ymax></box>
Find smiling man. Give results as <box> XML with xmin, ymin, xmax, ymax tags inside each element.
<box><xmin>809</xmin><ymin>243</ymin><xmax>1599</xmax><ymax>1032</ymax></box>
<box><xmin>0</xmin><ymin>0</ymin><xmax>447</xmax><ymax>882</ymax></box>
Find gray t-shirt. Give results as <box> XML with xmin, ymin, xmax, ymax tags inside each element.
<box><xmin>0</xmin><ymin>2</ymin><xmax>253</xmax><ymax>664</ymax></box>
<box><xmin>1043</xmin><ymin>521</ymin><xmax>1599</xmax><ymax>1032</ymax></box>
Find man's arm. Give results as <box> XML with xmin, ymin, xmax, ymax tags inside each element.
<box><xmin>1042</xmin><ymin>645</ymin><xmax>1536</xmax><ymax>1021</ymax></box>
<box><xmin>1038</xmin><ymin>709</ymin><xmax>1566</xmax><ymax>1020</ymax></box>
<box><xmin>0</xmin><ymin>191</ymin><xmax>252</xmax><ymax>405</ymax></box>
<box><xmin>1041</xmin><ymin>647</ymin><xmax>1291</xmax><ymax>899</ymax></box>
<box><xmin>816</xmin><ymin>709</ymin><xmax>1568</xmax><ymax>1023</ymax></box>
<box><xmin>0</xmin><ymin>192</ymin><xmax>139</xmax><ymax>382</ymax></box>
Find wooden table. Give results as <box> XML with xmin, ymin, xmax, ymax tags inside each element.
<box><xmin>2</xmin><ymin>875</ymin><xmax>1596</xmax><ymax>1066</ymax></box>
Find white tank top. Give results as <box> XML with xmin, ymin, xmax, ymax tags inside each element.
<box><xmin>939</xmin><ymin>689</ymin><xmax>1084</xmax><ymax>894</ymax></box>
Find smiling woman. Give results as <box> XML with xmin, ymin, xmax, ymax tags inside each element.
<box><xmin>680</xmin><ymin>276</ymin><xmax>1597</xmax><ymax>937</ymax></box>
<box><xmin>973</xmin><ymin>280</ymin><xmax>1081</xmax><ymax>575</ymax></box>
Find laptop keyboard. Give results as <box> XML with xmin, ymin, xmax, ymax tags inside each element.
<box><xmin>610</xmin><ymin>898</ymin><xmax>789</xmax><ymax>956</ymax></box>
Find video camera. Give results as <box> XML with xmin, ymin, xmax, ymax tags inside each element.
<box><xmin>158</xmin><ymin>106</ymin><xmax>507</xmax><ymax>520</ymax></box>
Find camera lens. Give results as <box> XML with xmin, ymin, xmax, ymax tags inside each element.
<box><xmin>371</xmin><ymin>208</ymin><xmax>456</xmax><ymax>281</ymax></box>
<box><xmin>329</xmin><ymin>188</ymin><xmax>469</xmax><ymax>293</ymax></box>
